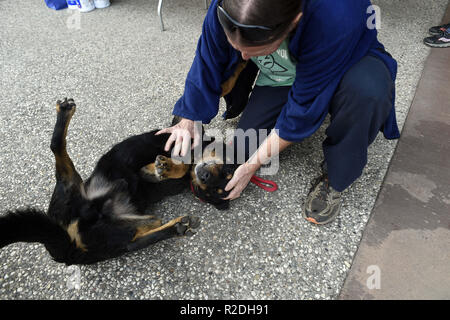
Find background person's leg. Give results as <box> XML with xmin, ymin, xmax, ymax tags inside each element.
<box><xmin>323</xmin><ymin>55</ymin><xmax>394</xmax><ymax>192</ymax></box>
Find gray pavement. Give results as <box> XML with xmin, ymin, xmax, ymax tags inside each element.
<box><xmin>0</xmin><ymin>0</ymin><xmax>447</xmax><ymax>299</ymax></box>
<box><xmin>340</xmin><ymin>3</ymin><xmax>450</xmax><ymax>299</ymax></box>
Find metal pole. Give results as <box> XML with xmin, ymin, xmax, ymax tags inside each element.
<box><xmin>158</xmin><ymin>0</ymin><xmax>165</xmax><ymax>31</ymax></box>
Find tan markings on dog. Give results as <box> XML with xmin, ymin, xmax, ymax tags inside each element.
<box><xmin>164</xmin><ymin>160</ymin><xmax>190</xmax><ymax>179</ymax></box>
<box><xmin>53</xmin><ymin>104</ymin><xmax>78</xmax><ymax>182</ymax></box>
<box><xmin>117</xmin><ymin>213</ymin><xmax>157</xmax><ymax>221</ymax></box>
<box><xmin>141</xmin><ymin>158</ymin><xmax>190</xmax><ymax>180</ymax></box>
<box><xmin>226</xmin><ymin>174</ymin><xmax>233</xmax><ymax>180</ymax></box>
<box><xmin>141</xmin><ymin>163</ymin><xmax>156</xmax><ymax>175</ymax></box>
<box><xmin>201</xmin><ymin>148</ymin><xmax>220</xmax><ymax>162</ymax></box>
<box><xmin>58</xmin><ymin>105</ymin><xmax>75</xmax><ymax>141</ymax></box>
<box><xmin>208</xmin><ymin>149</ymin><xmax>216</xmax><ymax>158</ymax></box>
<box><xmin>54</xmin><ymin>153</ymin><xmax>75</xmax><ymax>180</ymax></box>
<box><xmin>67</xmin><ymin>220</ymin><xmax>87</xmax><ymax>252</ymax></box>
<box><xmin>221</xmin><ymin>61</ymin><xmax>248</xmax><ymax>97</ymax></box>
<box><xmin>132</xmin><ymin>216</ymin><xmax>185</xmax><ymax>241</ymax></box>
<box><xmin>217</xmin><ymin>189</ymin><xmax>223</xmax><ymax>195</ymax></box>
<box><xmin>132</xmin><ymin>219</ymin><xmax>163</xmax><ymax>240</ymax></box>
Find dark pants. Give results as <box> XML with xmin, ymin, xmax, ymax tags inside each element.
<box><xmin>235</xmin><ymin>55</ymin><xmax>394</xmax><ymax>192</ymax></box>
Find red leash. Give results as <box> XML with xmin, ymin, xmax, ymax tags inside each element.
<box><xmin>224</xmin><ymin>141</ymin><xmax>278</xmax><ymax>192</ymax></box>
<box><xmin>190</xmin><ymin>181</ymin><xmax>205</xmax><ymax>202</ymax></box>
<box><xmin>190</xmin><ymin>175</ymin><xmax>278</xmax><ymax>202</ymax></box>
<box><xmin>250</xmin><ymin>175</ymin><xmax>278</xmax><ymax>192</ymax></box>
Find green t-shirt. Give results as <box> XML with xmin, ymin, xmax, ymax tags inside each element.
<box><xmin>251</xmin><ymin>38</ymin><xmax>297</xmax><ymax>87</ymax></box>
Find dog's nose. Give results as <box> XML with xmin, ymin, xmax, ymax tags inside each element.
<box><xmin>197</xmin><ymin>168</ymin><xmax>211</xmax><ymax>184</ymax></box>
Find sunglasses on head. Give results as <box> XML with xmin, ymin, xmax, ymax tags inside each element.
<box><xmin>216</xmin><ymin>0</ymin><xmax>285</xmax><ymax>43</ymax></box>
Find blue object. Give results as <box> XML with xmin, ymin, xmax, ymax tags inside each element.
<box><xmin>322</xmin><ymin>55</ymin><xmax>394</xmax><ymax>192</ymax></box>
<box><xmin>232</xmin><ymin>55</ymin><xmax>393</xmax><ymax>192</ymax></box>
<box><xmin>45</xmin><ymin>0</ymin><xmax>68</xmax><ymax>10</ymax></box>
<box><xmin>172</xmin><ymin>0</ymin><xmax>400</xmax><ymax>143</ymax></box>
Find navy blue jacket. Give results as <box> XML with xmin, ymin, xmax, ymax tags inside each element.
<box><xmin>172</xmin><ymin>0</ymin><xmax>400</xmax><ymax>142</ymax></box>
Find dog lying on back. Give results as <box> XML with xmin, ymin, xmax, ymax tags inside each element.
<box><xmin>0</xmin><ymin>99</ymin><xmax>237</xmax><ymax>265</ymax></box>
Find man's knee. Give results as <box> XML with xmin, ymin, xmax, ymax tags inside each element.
<box><xmin>332</xmin><ymin>56</ymin><xmax>393</xmax><ymax>124</ymax></box>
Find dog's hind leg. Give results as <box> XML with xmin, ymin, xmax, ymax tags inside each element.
<box><xmin>50</xmin><ymin>98</ymin><xmax>83</xmax><ymax>188</ymax></box>
<box><xmin>127</xmin><ymin>216</ymin><xmax>200</xmax><ymax>252</ymax></box>
<box><xmin>116</xmin><ymin>214</ymin><xmax>162</xmax><ymax>230</ymax></box>
<box><xmin>48</xmin><ymin>99</ymin><xmax>84</xmax><ymax>224</ymax></box>
<box><xmin>140</xmin><ymin>155</ymin><xmax>190</xmax><ymax>182</ymax></box>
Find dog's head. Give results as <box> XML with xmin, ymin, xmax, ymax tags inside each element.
<box><xmin>169</xmin><ymin>117</ymin><xmax>239</xmax><ymax>210</ymax></box>
<box><xmin>190</xmin><ymin>142</ymin><xmax>238</xmax><ymax>210</ymax></box>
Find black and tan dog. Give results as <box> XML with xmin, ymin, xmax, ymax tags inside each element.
<box><xmin>0</xmin><ymin>98</ymin><xmax>237</xmax><ymax>265</ymax></box>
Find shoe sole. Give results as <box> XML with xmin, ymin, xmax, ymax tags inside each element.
<box><xmin>301</xmin><ymin>202</ymin><xmax>341</xmax><ymax>225</ymax></box>
<box><xmin>423</xmin><ymin>41</ymin><xmax>450</xmax><ymax>48</ymax></box>
<box><xmin>429</xmin><ymin>31</ymin><xmax>444</xmax><ymax>36</ymax></box>
<box><xmin>429</xmin><ymin>26</ymin><xmax>450</xmax><ymax>36</ymax></box>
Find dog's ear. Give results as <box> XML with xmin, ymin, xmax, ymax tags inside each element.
<box><xmin>214</xmin><ymin>200</ymin><xmax>230</xmax><ymax>211</ymax></box>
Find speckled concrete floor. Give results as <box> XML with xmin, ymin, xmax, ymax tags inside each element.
<box><xmin>0</xmin><ymin>0</ymin><xmax>447</xmax><ymax>299</ymax></box>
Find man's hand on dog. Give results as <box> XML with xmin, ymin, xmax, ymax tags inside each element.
<box><xmin>224</xmin><ymin>162</ymin><xmax>258</xmax><ymax>200</ymax></box>
<box><xmin>156</xmin><ymin>118</ymin><xmax>201</xmax><ymax>157</ymax></box>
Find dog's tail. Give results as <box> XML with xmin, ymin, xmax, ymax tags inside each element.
<box><xmin>0</xmin><ymin>209</ymin><xmax>72</xmax><ymax>259</ymax></box>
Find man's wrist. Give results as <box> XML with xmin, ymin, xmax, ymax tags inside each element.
<box><xmin>244</xmin><ymin>161</ymin><xmax>261</xmax><ymax>173</ymax></box>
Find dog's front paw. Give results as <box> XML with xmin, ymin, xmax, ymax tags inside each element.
<box><xmin>155</xmin><ymin>155</ymin><xmax>189</xmax><ymax>180</ymax></box>
<box><xmin>140</xmin><ymin>155</ymin><xmax>190</xmax><ymax>182</ymax></box>
<box><xmin>154</xmin><ymin>155</ymin><xmax>171</xmax><ymax>180</ymax></box>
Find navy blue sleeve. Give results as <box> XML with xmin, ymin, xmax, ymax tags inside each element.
<box><xmin>275</xmin><ymin>0</ymin><xmax>374</xmax><ymax>142</ymax></box>
<box><xmin>172</xmin><ymin>0</ymin><xmax>235</xmax><ymax>124</ymax></box>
